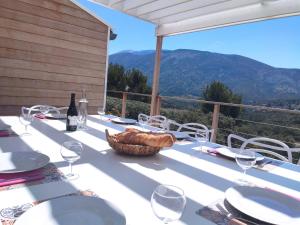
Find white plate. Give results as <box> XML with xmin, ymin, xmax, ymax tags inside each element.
<box><xmin>0</xmin><ymin>152</ymin><xmax>50</xmax><ymax>173</ymax></box>
<box><xmin>168</xmin><ymin>131</ymin><xmax>190</xmax><ymax>140</ymax></box>
<box><xmin>216</xmin><ymin>147</ymin><xmax>264</xmax><ymax>161</ymax></box>
<box><xmin>225</xmin><ymin>186</ymin><xmax>300</xmax><ymax>225</ymax></box>
<box><xmin>15</xmin><ymin>195</ymin><xmax>126</xmax><ymax>225</ymax></box>
<box><xmin>111</xmin><ymin>117</ymin><xmax>137</xmax><ymax>125</ymax></box>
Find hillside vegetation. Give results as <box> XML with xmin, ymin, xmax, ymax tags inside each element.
<box><xmin>110</xmin><ymin>49</ymin><xmax>300</xmax><ymax>103</ymax></box>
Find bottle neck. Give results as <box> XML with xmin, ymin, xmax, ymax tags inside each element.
<box><xmin>69</xmin><ymin>94</ymin><xmax>76</xmax><ymax>107</ymax></box>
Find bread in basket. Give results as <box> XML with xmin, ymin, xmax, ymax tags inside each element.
<box><xmin>105</xmin><ymin>128</ymin><xmax>175</xmax><ymax>156</ymax></box>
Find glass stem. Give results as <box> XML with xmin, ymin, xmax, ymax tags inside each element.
<box><xmin>25</xmin><ymin>125</ymin><xmax>28</xmax><ymax>132</ymax></box>
<box><xmin>69</xmin><ymin>163</ymin><xmax>73</xmax><ymax>175</ymax></box>
<box><xmin>243</xmin><ymin>169</ymin><xmax>247</xmax><ymax>181</ymax></box>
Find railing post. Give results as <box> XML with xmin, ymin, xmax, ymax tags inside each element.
<box><xmin>155</xmin><ymin>95</ymin><xmax>161</xmax><ymax>115</ymax></box>
<box><xmin>121</xmin><ymin>92</ymin><xmax>127</xmax><ymax>118</ymax></box>
<box><xmin>211</xmin><ymin>104</ymin><xmax>220</xmax><ymax>142</ymax></box>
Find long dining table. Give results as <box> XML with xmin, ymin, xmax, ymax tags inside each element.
<box><xmin>0</xmin><ymin>115</ymin><xmax>299</xmax><ymax>225</ymax></box>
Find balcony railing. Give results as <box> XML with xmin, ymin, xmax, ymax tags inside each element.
<box><xmin>106</xmin><ymin>90</ymin><xmax>300</xmax><ymax>162</ymax></box>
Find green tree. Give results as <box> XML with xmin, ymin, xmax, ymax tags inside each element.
<box><xmin>202</xmin><ymin>81</ymin><xmax>242</xmax><ymax>118</ymax></box>
<box><xmin>107</xmin><ymin>63</ymin><xmax>151</xmax><ymax>102</ymax></box>
<box><xmin>107</xmin><ymin>63</ymin><xmax>127</xmax><ymax>91</ymax></box>
<box><xmin>126</xmin><ymin>68</ymin><xmax>151</xmax><ymax>94</ymax></box>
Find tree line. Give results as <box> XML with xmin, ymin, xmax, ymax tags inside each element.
<box><xmin>108</xmin><ymin>63</ymin><xmax>242</xmax><ymax>117</ymax></box>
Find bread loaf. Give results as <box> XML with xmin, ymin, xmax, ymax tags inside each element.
<box><xmin>114</xmin><ymin>129</ymin><xmax>175</xmax><ymax>148</ymax></box>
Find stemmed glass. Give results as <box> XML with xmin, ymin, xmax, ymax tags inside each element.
<box><xmin>60</xmin><ymin>141</ymin><xmax>83</xmax><ymax>180</ymax></box>
<box><xmin>19</xmin><ymin>112</ymin><xmax>34</xmax><ymax>136</ymax></box>
<box><xmin>138</xmin><ymin>115</ymin><xmax>148</xmax><ymax>131</ymax></box>
<box><xmin>77</xmin><ymin>114</ymin><xmax>87</xmax><ymax>130</ymax></box>
<box><xmin>235</xmin><ymin>149</ymin><xmax>257</xmax><ymax>185</ymax></box>
<box><xmin>192</xmin><ymin>130</ymin><xmax>206</xmax><ymax>154</ymax></box>
<box><xmin>151</xmin><ymin>184</ymin><xmax>186</xmax><ymax>224</ymax></box>
<box><xmin>97</xmin><ymin>107</ymin><xmax>105</xmax><ymax>120</ymax></box>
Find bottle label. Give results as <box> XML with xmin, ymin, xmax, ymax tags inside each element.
<box><xmin>68</xmin><ymin>116</ymin><xmax>77</xmax><ymax>126</ymax></box>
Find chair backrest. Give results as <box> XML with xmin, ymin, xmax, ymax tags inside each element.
<box><xmin>147</xmin><ymin>115</ymin><xmax>168</xmax><ymax>130</ymax></box>
<box><xmin>177</xmin><ymin>123</ymin><xmax>211</xmax><ymax>141</ymax></box>
<box><xmin>240</xmin><ymin>137</ymin><xmax>292</xmax><ymax>162</ymax></box>
<box><xmin>29</xmin><ymin>105</ymin><xmax>67</xmax><ymax>115</ymax></box>
<box><xmin>137</xmin><ymin>113</ymin><xmax>149</xmax><ymax>122</ymax></box>
<box><xmin>21</xmin><ymin>105</ymin><xmax>67</xmax><ymax>117</ymax></box>
<box><xmin>227</xmin><ymin>134</ymin><xmax>248</xmax><ymax>148</ymax></box>
<box><xmin>165</xmin><ymin>119</ymin><xmax>182</xmax><ymax>131</ymax></box>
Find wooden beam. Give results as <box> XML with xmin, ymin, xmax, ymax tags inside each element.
<box><xmin>150</xmin><ymin>35</ymin><xmax>163</xmax><ymax>116</ymax></box>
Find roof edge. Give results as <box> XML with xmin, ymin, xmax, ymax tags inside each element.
<box><xmin>69</xmin><ymin>0</ymin><xmax>113</xmax><ymax>29</ymax></box>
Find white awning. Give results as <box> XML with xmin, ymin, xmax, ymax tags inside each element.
<box><xmin>90</xmin><ymin>0</ymin><xmax>300</xmax><ymax>36</ymax></box>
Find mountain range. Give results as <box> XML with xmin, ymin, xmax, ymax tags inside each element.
<box><xmin>109</xmin><ymin>49</ymin><xmax>300</xmax><ymax>103</ymax></box>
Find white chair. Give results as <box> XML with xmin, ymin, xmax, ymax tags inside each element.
<box><xmin>28</xmin><ymin>105</ymin><xmax>67</xmax><ymax>115</ymax></box>
<box><xmin>147</xmin><ymin>115</ymin><xmax>168</xmax><ymax>130</ymax></box>
<box><xmin>137</xmin><ymin>113</ymin><xmax>149</xmax><ymax>123</ymax></box>
<box><xmin>177</xmin><ymin>123</ymin><xmax>212</xmax><ymax>142</ymax></box>
<box><xmin>227</xmin><ymin>134</ymin><xmax>248</xmax><ymax>148</ymax></box>
<box><xmin>21</xmin><ymin>105</ymin><xmax>67</xmax><ymax>118</ymax></box>
<box><xmin>229</xmin><ymin>134</ymin><xmax>292</xmax><ymax>162</ymax></box>
<box><xmin>165</xmin><ymin>119</ymin><xmax>182</xmax><ymax>131</ymax></box>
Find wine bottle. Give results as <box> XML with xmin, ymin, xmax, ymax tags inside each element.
<box><xmin>66</xmin><ymin>93</ymin><xmax>78</xmax><ymax>131</ymax></box>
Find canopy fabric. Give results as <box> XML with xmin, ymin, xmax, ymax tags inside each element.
<box><xmin>90</xmin><ymin>0</ymin><xmax>300</xmax><ymax>36</ymax></box>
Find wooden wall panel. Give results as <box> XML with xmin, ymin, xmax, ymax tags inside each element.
<box><xmin>18</xmin><ymin>0</ymin><xmax>99</xmax><ymax>23</ymax></box>
<box><xmin>0</xmin><ymin>0</ymin><xmax>109</xmax><ymax>115</ymax></box>
<box><xmin>0</xmin><ymin>38</ymin><xmax>106</xmax><ymax>63</ymax></box>
<box><xmin>0</xmin><ymin>7</ymin><xmax>107</xmax><ymax>40</ymax></box>
<box><xmin>0</xmin><ymin>0</ymin><xmax>106</xmax><ymax>32</ymax></box>
<box><xmin>0</xmin><ymin>17</ymin><xmax>107</xmax><ymax>48</ymax></box>
<box><xmin>0</xmin><ymin>48</ymin><xmax>104</xmax><ymax>70</ymax></box>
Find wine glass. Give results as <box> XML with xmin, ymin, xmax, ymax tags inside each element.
<box><xmin>235</xmin><ymin>148</ymin><xmax>257</xmax><ymax>185</ymax></box>
<box><xmin>77</xmin><ymin>114</ymin><xmax>87</xmax><ymax>130</ymax></box>
<box><xmin>19</xmin><ymin>113</ymin><xmax>34</xmax><ymax>136</ymax></box>
<box><xmin>97</xmin><ymin>107</ymin><xmax>105</xmax><ymax>120</ymax></box>
<box><xmin>60</xmin><ymin>141</ymin><xmax>83</xmax><ymax>180</ymax></box>
<box><xmin>193</xmin><ymin>130</ymin><xmax>206</xmax><ymax>154</ymax></box>
<box><xmin>151</xmin><ymin>184</ymin><xmax>186</xmax><ymax>224</ymax></box>
<box><xmin>138</xmin><ymin>115</ymin><xmax>148</xmax><ymax>131</ymax></box>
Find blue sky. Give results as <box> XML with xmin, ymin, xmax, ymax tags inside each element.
<box><xmin>77</xmin><ymin>0</ymin><xmax>300</xmax><ymax>69</ymax></box>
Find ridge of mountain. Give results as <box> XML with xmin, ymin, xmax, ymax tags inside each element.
<box><xmin>109</xmin><ymin>49</ymin><xmax>300</xmax><ymax>103</ymax></box>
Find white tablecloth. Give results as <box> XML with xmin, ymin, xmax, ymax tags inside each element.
<box><xmin>0</xmin><ymin>115</ymin><xmax>299</xmax><ymax>225</ymax></box>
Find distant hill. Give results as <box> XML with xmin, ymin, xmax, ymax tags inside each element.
<box><xmin>109</xmin><ymin>49</ymin><xmax>300</xmax><ymax>103</ymax></box>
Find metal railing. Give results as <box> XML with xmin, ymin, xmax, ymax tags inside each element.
<box><xmin>106</xmin><ymin>90</ymin><xmax>300</xmax><ymax>145</ymax></box>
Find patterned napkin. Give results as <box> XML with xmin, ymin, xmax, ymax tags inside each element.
<box><xmin>0</xmin><ymin>130</ymin><xmax>18</xmax><ymax>138</ymax></box>
<box><xmin>34</xmin><ymin>114</ymin><xmax>46</xmax><ymax>119</ymax></box>
<box><xmin>0</xmin><ymin>164</ymin><xmax>63</xmax><ymax>192</ymax></box>
<box><xmin>0</xmin><ymin>170</ymin><xmax>44</xmax><ymax>188</ymax></box>
<box><xmin>0</xmin><ymin>190</ymin><xmax>97</xmax><ymax>225</ymax></box>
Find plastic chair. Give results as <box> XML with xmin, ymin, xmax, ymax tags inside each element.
<box><xmin>28</xmin><ymin>105</ymin><xmax>67</xmax><ymax>115</ymax></box>
<box><xmin>138</xmin><ymin>113</ymin><xmax>149</xmax><ymax>122</ymax></box>
<box><xmin>165</xmin><ymin>119</ymin><xmax>182</xmax><ymax>131</ymax></box>
<box><xmin>227</xmin><ymin>134</ymin><xmax>248</xmax><ymax>148</ymax></box>
<box><xmin>240</xmin><ymin>136</ymin><xmax>292</xmax><ymax>162</ymax></box>
<box><xmin>177</xmin><ymin>123</ymin><xmax>212</xmax><ymax>142</ymax></box>
<box><xmin>147</xmin><ymin>115</ymin><xmax>168</xmax><ymax>130</ymax></box>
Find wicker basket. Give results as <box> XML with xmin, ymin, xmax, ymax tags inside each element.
<box><xmin>105</xmin><ymin>129</ymin><xmax>161</xmax><ymax>156</ymax></box>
